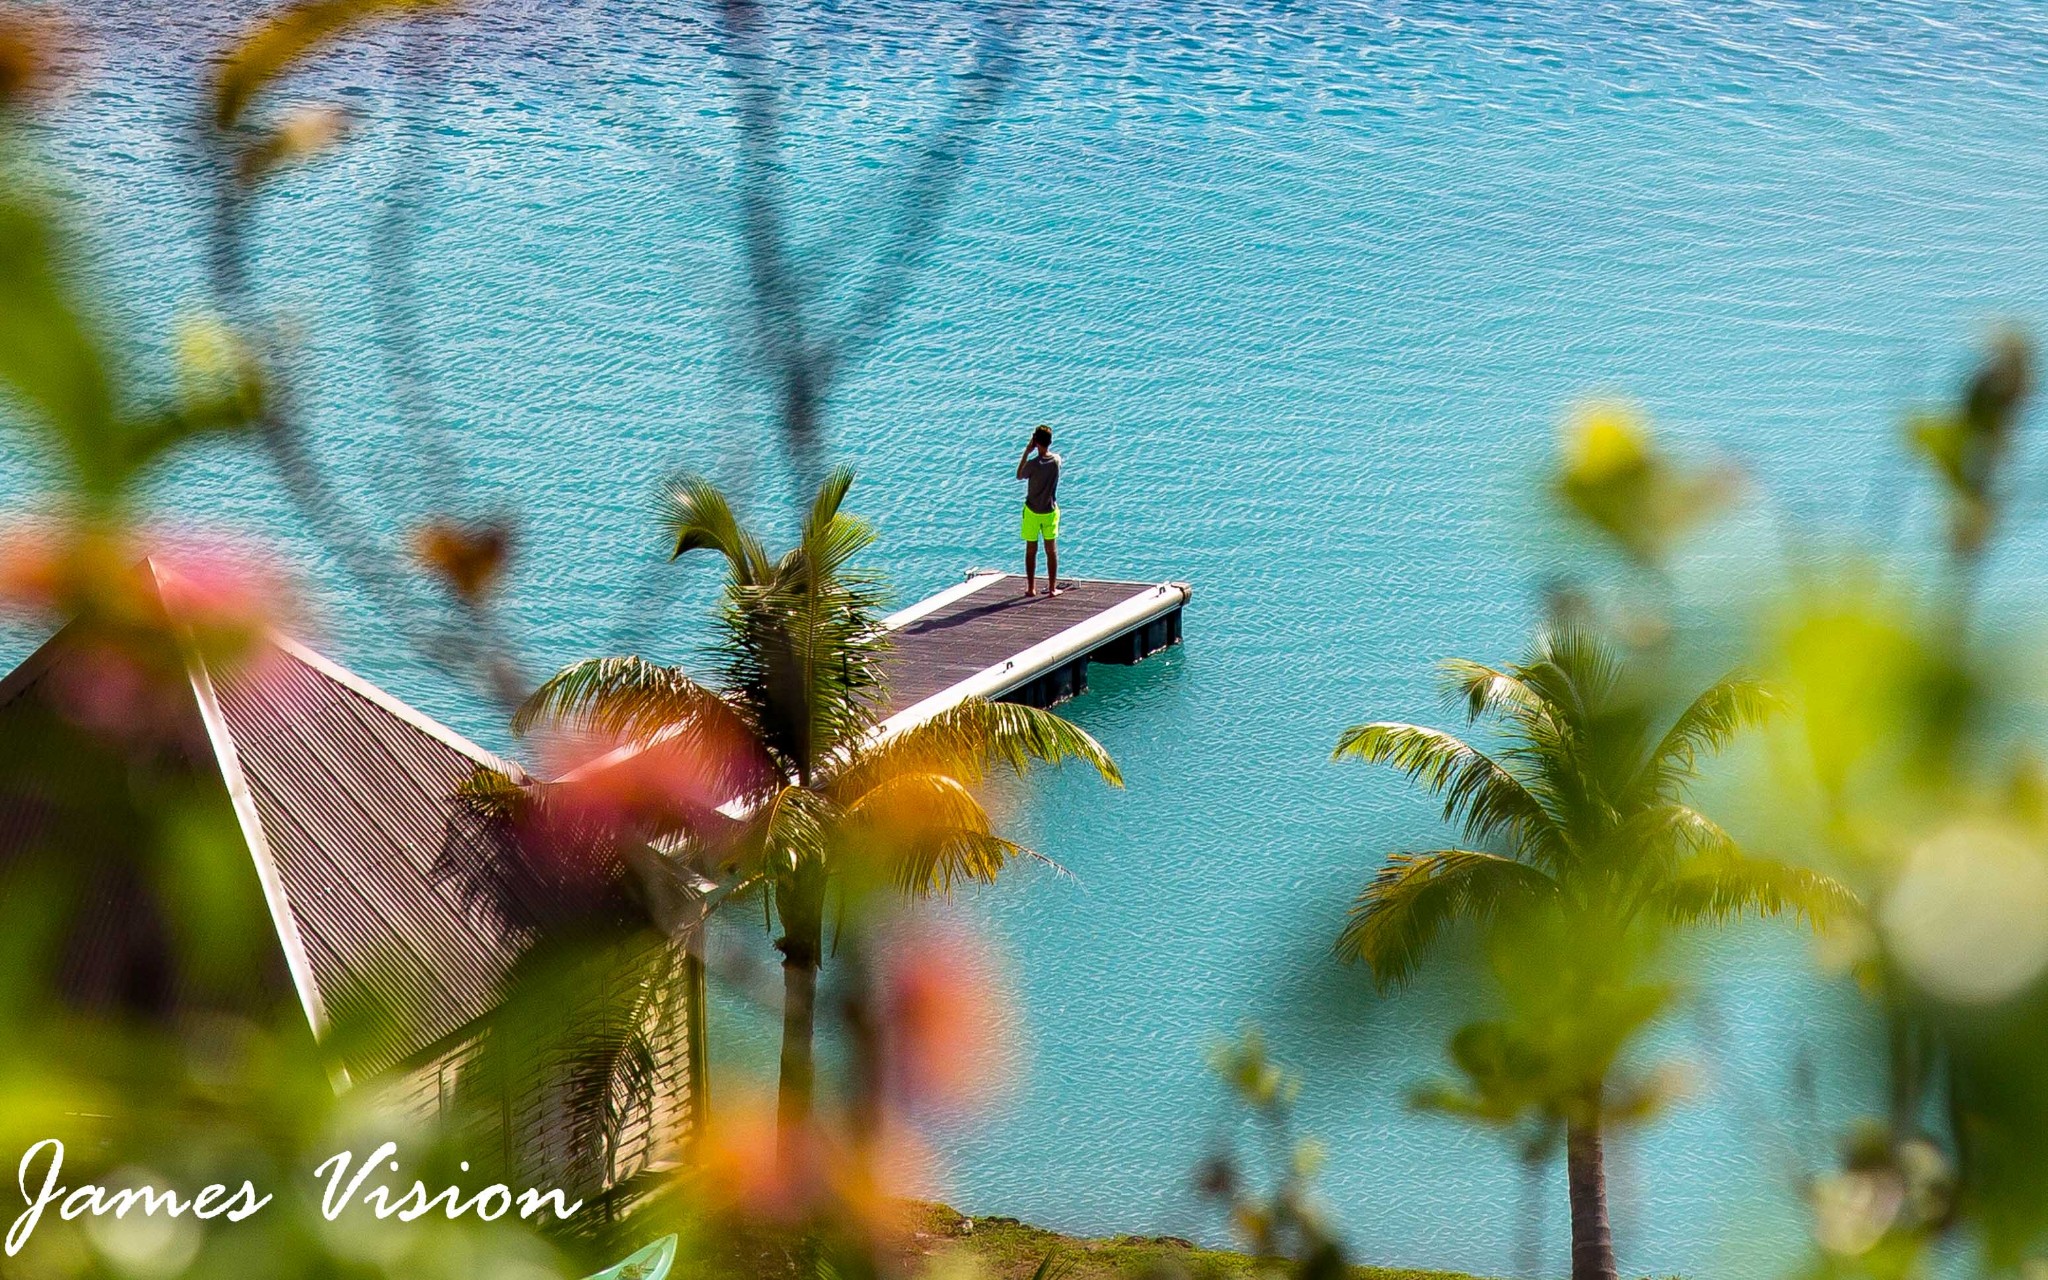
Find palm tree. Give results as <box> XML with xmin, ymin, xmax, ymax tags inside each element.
<box><xmin>442</xmin><ymin>761</ymin><xmax>714</xmax><ymax>1203</ymax></box>
<box><xmin>517</xmin><ymin>467</ymin><xmax>1121</xmax><ymax>1153</ymax></box>
<box><xmin>1332</xmin><ymin>626</ymin><xmax>1849</xmax><ymax>1280</ymax></box>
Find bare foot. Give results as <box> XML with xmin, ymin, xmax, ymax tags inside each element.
<box><xmin>1024</xmin><ymin>585</ymin><xmax>1036</xmax><ymax>596</ymax></box>
<box><xmin>1048</xmin><ymin>584</ymin><xmax>1066</xmax><ymax>596</ymax></box>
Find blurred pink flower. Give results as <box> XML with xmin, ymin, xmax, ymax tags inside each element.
<box><xmin>0</xmin><ymin>523</ymin><xmax>297</xmax><ymax>749</ymax></box>
<box><xmin>544</xmin><ymin>739</ymin><xmax>734</xmax><ymax>841</ymax></box>
<box><xmin>147</xmin><ymin>537</ymin><xmax>293</xmax><ymax>642</ymax></box>
<box><xmin>878</xmin><ymin>922</ymin><xmax>1016</xmax><ymax>1116</ymax></box>
<box><xmin>695</xmin><ymin>1098</ymin><xmax>834</xmax><ymax>1227</ymax></box>
<box><xmin>0</xmin><ymin>523</ymin><xmax>76</xmax><ymax>612</ymax></box>
<box><xmin>692</xmin><ymin>1096</ymin><xmax>929</xmax><ymax>1240</ymax></box>
<box><xmin>0</xmin><ymin>522</ymin><xmax>292</xmax><ymax>642</ymax></box>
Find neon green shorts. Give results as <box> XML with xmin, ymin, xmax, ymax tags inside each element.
<box><xmin>1020</xmin><ymin>505</ymin><xmax>1060</xmax><ymax>542</ymax></box>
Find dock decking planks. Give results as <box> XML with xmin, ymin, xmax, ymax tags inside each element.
<box><xmin>878</xmin><ymin>574</ymin><xmax>1186</xmax><ymax>720</ymax></box>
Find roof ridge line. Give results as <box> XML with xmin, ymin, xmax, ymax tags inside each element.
<box><xmin>125</xmin><ymin>553</ymin><xmax>525</xmax><ymax>780</ymax></box>
<box><xmin>176</xmin><ymin>623</ymin><xmax>338</xmax><ymax>1068</ymax></box>
<box><xmin>266</xmin><ymin>632</ymin><xmax>530</xmax><ymax>783</ymax></box>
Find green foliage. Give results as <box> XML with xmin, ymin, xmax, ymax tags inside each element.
<box><xmin>1337</xmin><ymin>621</ymin><xmax>1852</xmax><ymax>1280</ymax></box>
<box><xmin>1027</xmin><ymin>1248</ymin><xmax>1079</xmax><ymax>1280</ymax></box>
<box><xmin>520</xmin><ymin>470</ymin><xmax>1119</xmax><ymax>1138</ymax></box>
<box><xmin>0</xmin><ymin>193</ymin><xmax>114</xmax><ymax>472</ymax></box>
<box><xmin>0</xmin><ymin>71</ymin><xmax>589</xmax><ymax>1278</ymax></box>
<box><xmin>674</xmin><ymin>465</ymin><xmax>889</xmax><ymax>787</ymax></box>
<box><xmin>1757</xmin><ymin>338</ymin><xmax>2048</xmax><ymax>1273</ymax></box>
<box><xmin>1552</xmin><ymin>402</ymin><xmax>1740</xmax><ymax>569</ymax></box>
<box><xmin>211</xmin><ymin>0</ymin><xmax>458</xmax><ymax>130</ymax></box>
<box><xmin>1197</xmin><ymin>1032</ymin><xmax>1347</xmax><ymax>1280</ymax></box>
<box><xmin>1905</xmin><ymin>332</ymin><xmax>2031</xmax><ymax>560</ymax></box>
<box><xmin>457</xmin><ymin>762</ymin><xmax>526</xmax><ymax>819</ymax></box>
<box><xmin>703</xmin><ymin>1204</ymin><xmax>1487</xmax><ymax>1280</ymax></box>
<box><xmin>1334</xmin><ymin>628</ymin><xmax>1842</xmax><ymax>1004</ymax></box>
<box><xmin>1207</xmin><ymin>1028</ymin><xmax>1298</xmax><ymax>1112</ymax></box>
<box><xmin>1331</xmin><ymin>850</ymin><xmax>1551</xmax><ymax>989</ymax></box>
<box><xmin>459</xmin><ymin>925</ymin><xmax>688</xmax><ymax>1195</ymax></box>
<box><xmin>661</xmin><ymin>472</ymin><xmax>775</xmax><ymax>578</ymax></box>
<box><xmin>847</xmin><ymin>699</ymin><xmax>1123</xmax><ymax>793</ymax></box>
<box><xmin>0</xmin><ymin>188</ymin><xmax>262</xmax><ymax>507</ymax></box>
<box><xmin>1406</xmin><ymin>909</ymin><xmax>1676</xmax><ymax>1149</ymax></box>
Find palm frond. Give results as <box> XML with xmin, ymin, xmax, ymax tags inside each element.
<box><xmin>1517</xmin><ymin>625</ymin><xmax>1624</xmax><ymax>738</ymax></box>
<box><xmin>660</xmin><ymin>472</ymin><xmax>771</xmax><ymax>581</ymax></box>
<box><xmin>1333</xmin><ymin>722</ymin><xmax>1560</xmax><ymax>852</ymax></box>
<box><xmin>1638</xmin><ymin>673</ymin><xmax>1783</xmax><ymax>794</ymax></box>
<box><xmin>1651</xmin><ymin>802</ymin><xmax>1737</xmax><ymax>854</ymax></box>
<box><xmin>730</xmin><ymin>580</ymin><xmax>888</xmax><ymax>777</ymax></box>
<box><xmin>455</xmin><ymin>763</ymin><xmax>524</xmax><ymax>820</ymax></box>
<box><xmin>802</xmin><ymin>512</ymin><xmax>881</xmax><ymax>586</ymax></box>
<box><xmin>840</xmin><ymin>768</ymin><xmax>1065</xmax><ymax>893</ymax></box>
<box><xmin>739</xmin><ymin>783</ymin><xmax>838</xmax><ymax>882</ymax></box>
<box><xmin>513</xmin><ymin>655</ymin><xmax>733</xmax><ymax>739</ymax></box>
<box><xmin>450</xmin><ymin>930</ymin><xmax>683</xmax><ymax>1192</ymax></box>
<box><xmin>839</xmin><ymin>698</ymin><xmax>1123</xmax><ymax>796</ymax></box>
<box><xmin>805</xmin><ymin>465</ymin><xmax>855</xmax><ymax>533</ymax></box>
<box><xmin>797</xmin><ymin>466</ymin><xmax>876</xmax><ymax>580</ymax></box>
<box><xmin>563</xmin><ymin>939</ymin><xmax>684</xmax><ymax>1187</ymax></box>
<box><xmin>722</xmin><ymin>475</ymin><xmax>891</xmax><ymax>775</ymax></box>
<box><xmin>1659</xmin><ymin>840</ymin><xmax>1858</xmax><ymax>928</ymax></box>
<box><xmin>663</xmin><ymin>468</ymin><xmax>894</xmax><ymax>781</ymax></box>
<box><xmin>1345</xmin><ymin>633</ymin><xmax>1807</xmax><ymax>992</ymax></box>
<box><xmin>894</xmin><ymin>829</ymin><xmax>1043</xmax><ymax>895</ymax></box>
<box><xmin>1437</xmin><ymin>658</ymin><xmax>1554</xmax><ymax>727</ymax></box>
<box><xmin>513</xmin><ymin>655</ymin><xmax>777</xmax><ymax>806</ymax></box>
<box><xmin>1337</xmin><ymin>850</ymin><xmax>1556</xmax><ymax>990</ymax></box>
<box><xmin>844</xmin><ymin>768</ymin><xmax>989</xmax><ymax>836</ymax></box>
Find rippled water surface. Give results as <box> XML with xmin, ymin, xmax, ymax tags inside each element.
<box><xmin>19</xmin><ymin>2</ymin><xmax>2048</xmax><ymax>1275</ymax></box>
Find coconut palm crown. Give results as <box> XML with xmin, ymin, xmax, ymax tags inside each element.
<box><xmin>516</xmin><ymin>468</ymin><xmax>1121</xmax><ymax>1151</ymax></box>
<box><xmin>1333</xmin><ymin>624</ymin><xmax>1850</xmax><ymax>1280</ymax></box>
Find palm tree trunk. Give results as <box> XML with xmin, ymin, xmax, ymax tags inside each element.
<box><xmin>774</xmin><ymin>871</ymin><xmax>825</xmax><ymax>1161</ymax></box>
<box><xmin>776</xmin><ymin>951</ymin><xmax>818</xmax><ymax>1151</ymax></box>
<box><xmin>1566</xmin><ymin>1117</ymin><xmax>1617</xmax><ymax>1280</ymax></box>
<box><xmin>682</xmin><ymin>949</ymin><xmax>710</xmax><ymax>1151</ymax></box>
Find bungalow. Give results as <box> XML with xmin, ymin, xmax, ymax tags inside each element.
<box><xmin>0</xmin><ymin>560</ymin><xmax>702</xmax><ymax>1204</ymax></box>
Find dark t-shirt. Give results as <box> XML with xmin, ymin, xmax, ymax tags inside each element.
<box><xmin>1022</xmin><ymin>453</ymin><xmax>1061</xmax><ymax>513</ymax></box>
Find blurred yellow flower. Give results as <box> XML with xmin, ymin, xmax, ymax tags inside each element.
<box><xmin>1562</xmin><ymin>402</ymin><xmax>1651</xmax><ymax>486</ymax></box>
<box><xmin>1554</xmin><ymin>401</ymin><xmax>1739</xmax><ymax>568</ymax></box>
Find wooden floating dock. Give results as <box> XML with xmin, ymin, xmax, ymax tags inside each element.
<box><xmin>876</xmin><ymin>571</ymin><xmax>1191</xmax><ymax>735</ymax></box>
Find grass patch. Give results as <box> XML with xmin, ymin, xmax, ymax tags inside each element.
<box><xmin>903</xmin><ymin>1203</ymin><xmax>1490</xmax><ymax>1280</ymax></box>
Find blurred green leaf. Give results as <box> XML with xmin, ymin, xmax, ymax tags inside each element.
<box><xmin>0</xmin><ymin>205</ymin><xmax>264</xmax><ymax>504</ymax></box>
<box><xmin>213</xmin><ymin>0</ymin><xmax>457</xmax><ymax>130</ymax></box>
<box><xmin>1553</xmin><ymin>401</ymin><xmax>1741</xmax><ymax>569</ymax></box>
<box><xmin>0</xmin><ymin>193</ymin><xmax>117</xmax><ymax>495</ymax></box>
<box><xmin>1905</xmin><ymin>333</ymin><xmax>2032</xmax><ymax>559</ymax></box>
<box><xmin>1207</xmin><ymin>1028</ymin><xmax>1298</xmax><ymax>1112</ymax></box>
<box><xmin>235</xmin><ymin>103</ymin><xmax>350</xmax><ymax>182</ymax></box>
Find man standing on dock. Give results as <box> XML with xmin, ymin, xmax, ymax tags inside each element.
<box><xmin>1017</xmin><ymin>425</ymin><xmax>1062</xmax><ymax>596</ymax></box>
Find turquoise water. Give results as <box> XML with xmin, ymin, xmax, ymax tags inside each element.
<box><xmin>19</xmin><ymin>2</ymin><xmax>2048</xmax><ymax>1275</ymax></box>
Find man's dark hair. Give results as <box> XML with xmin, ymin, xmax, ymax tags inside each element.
<box><xmin>1031</xmin><ymin>425</ymin><xmax>1053</xmax><ymax>448</ymax></box>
